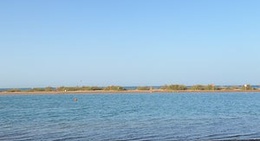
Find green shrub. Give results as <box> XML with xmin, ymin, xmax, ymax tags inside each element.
<box><xmin>45</xmin><ymin>87</ymin><xmax>55</xmax><ymax>91</ymax></box>
<box><xmin>7</xmin><ymin>89</ymin><xmax>21</xmax><ymax>92</ymax></box>
<box><xmin>104</xmin><ymin>86</ymin><xmax>125</xmax><ymax>91</ymax></box>
<box><xmin>161</xmin><ymin>85</ymin><xmax>187</xmax><ymax>90</ymax></box>
<box><xmin>137</xmin><ymin>86</ymin><xmax>151</xmax><ymax>90</ymax></box>
<box><xmin>190</xmin><ymin>85</ymin><xmax>206</xmax><ymax>90</ymax></box>
<box><xmin>242</xmin><ymin>84</ymin><xmax>253</xmax><ymax>90</ymax></box>
<box><xmin>81</xmin><ymin>86</ymin><xmax>103</xmax><ymax>91</ymax></box>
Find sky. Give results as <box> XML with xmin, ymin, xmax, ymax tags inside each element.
<box><xmin>0</xmin><ymin>0</ymin><xmax>260</xmax><ymax>88</ymax></box>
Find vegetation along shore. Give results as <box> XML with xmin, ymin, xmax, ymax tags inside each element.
<box><xmin>1</xmin><ymin>84</ymin><xmax>260</xmax><ymax>94</ymax></box>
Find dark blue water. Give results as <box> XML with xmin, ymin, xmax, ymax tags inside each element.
<box><xmin>1</xmin><ymin>93</ymin><xmax>260</xmax><ymax>140</ymax></box>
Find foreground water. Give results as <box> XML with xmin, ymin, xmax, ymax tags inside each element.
<box><xmin>1</xmin><ymin>93</ymin><xmax>260</xmax><ymax>140</ymax></box>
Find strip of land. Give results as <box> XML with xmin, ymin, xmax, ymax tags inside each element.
<box><xmin>1</xmin><ymin>90</ymin><xmax>260</xmax><ymax>95</ymax></box>
<box><xmin>1</xmin><ymin>84</ymin><xmax>260</xmax><ymax>95</ymax></box>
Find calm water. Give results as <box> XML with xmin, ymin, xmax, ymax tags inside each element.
<box><xmin>1</xmin><ymin>93</ymin><xmax>260</xmax><ymax>141</ymax></box>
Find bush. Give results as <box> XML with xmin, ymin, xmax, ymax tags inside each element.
<box><xmin>205</xmin><ymin>84</ymin><xmax>215</xmax><ymax>90</ymax></box>
<box><xmin>31</xmin><ymin>88</ymin><xmax>45</xmax><ymax>91</ymax></box>
<box><xmin>137</xmin><ymin>86</ymin><xmax>151</xmax><ymax>90</ymax></box>
<box><xmin>104</xmin><ymin>86</ymin><xmax>125</xmax><ymax>91</ymax></box>
<box><xmin>190</xmin><ymin>85</ymin><xmax>206</xmax><ymax>90</ymax></box>
<box><xmin>242</xmin><ymin>84</ymin><xmax>253</xmax><ymax>90</ymax></box>
<box><xmin>56</xmin><ymin>86</ymin><xmax>78</xmax><ymax>91</ymax></box>
<box><xmin>45</xmin><ymin>87</ymin><xmax>55</xmax><ymax>91</ymax></box>
<box><xmin>81</xmin><ymin>86</ymin><xmax>103</xmax><ymax>91</ymax></box>
<box><xmin>7</xmin><ymin>89</ymin><xmax>21</xmax><ymax>92</ymax></box>
<box><xmin>161</xmin><ymin>85</ymin><xmax>187</xmax><ymax>90</ymax></box>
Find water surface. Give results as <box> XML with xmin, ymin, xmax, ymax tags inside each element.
<box><xmin>1</xmin><ymin>93</ymin><xmax>260</xmax><ymax>140</ymax></box>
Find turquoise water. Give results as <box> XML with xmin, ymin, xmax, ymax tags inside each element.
<box><xmin>1</xmin><ymin>93</ymin><xmax>260</xmax><ymax>140</ymax></box>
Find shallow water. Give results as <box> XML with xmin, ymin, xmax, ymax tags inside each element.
<box><xmin>1</xmin><ymin>93</ymin><xmax>260</xmax><ymax>140</ymax></box>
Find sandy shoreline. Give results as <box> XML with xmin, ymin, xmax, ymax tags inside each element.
<box><xmin>1</xmin><ymin>89</ymin><xmax>260</xmax><ymax>95</ymax></box>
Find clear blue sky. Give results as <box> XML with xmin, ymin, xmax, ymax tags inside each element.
<box><xmin>1</xmin><ymin>0</ymin><xmax>260</xmax><ymax>88</ymax></box>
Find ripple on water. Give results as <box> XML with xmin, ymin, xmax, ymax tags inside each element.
<box><xmin>1</xmin><ymin>93</ymin><xmax>260</xmax><ymax>140</ymax></box>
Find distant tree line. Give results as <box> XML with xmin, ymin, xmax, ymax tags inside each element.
<box><xmin>160</xmin><ymin>84</ymin><xmax>256</xmax><ymax>91</ymax></box>
<box><xmin>2</xmin><ymin>84</ymin><xmax>258</xmax><ymax>93</ymax></box>
<box><xmin>161</xmin><ymin>85</ymin><xmax>187</xmax><ymax>90</ymax></box>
